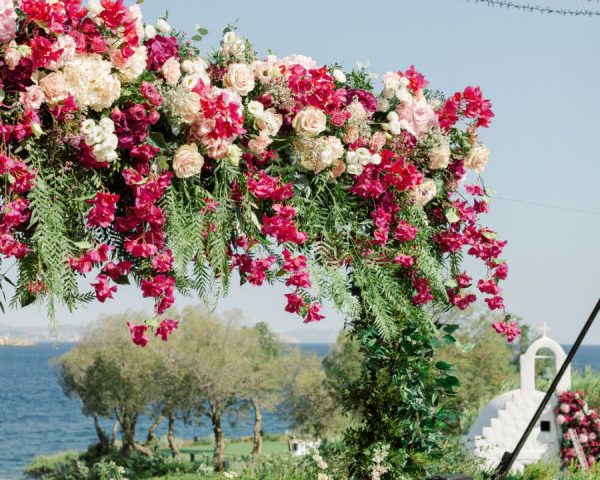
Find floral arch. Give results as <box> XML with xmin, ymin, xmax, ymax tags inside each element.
<box><xmin>0</xmin><ymin>0</ymin><xmax>515</xmax><ymax>476</ymax></box>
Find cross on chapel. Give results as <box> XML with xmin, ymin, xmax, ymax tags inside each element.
<box><xmin>540</xmin><ymin>322</ymin><xmax>552</xmax><ymax>337</ymax></box>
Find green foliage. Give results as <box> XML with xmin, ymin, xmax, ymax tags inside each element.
<box><xmin>24</xmin><ymin>451</ymin><xmax>85</xmax><ymax>479</ymax></box>
<box><xmin>283</xmin><ymin>350</ymin><xmax>345</xmax><ymax>438</ymax></box>
<box><xmin>507</xmin><ymin>459</ymin><xmax>560</xmax><ymax>480</ymax></box>
<box><xmin>573</xmin><ymin>366</ymin><xmax>600</xmax><ymax>411</ymax></box>
<box><xmin>436</xmin><ymin>309</ymin><xmax>520</xmax><ymax>432</ymax></box>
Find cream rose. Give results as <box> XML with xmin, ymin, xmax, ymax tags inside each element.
<box><xmin>464</xmin><ymin>144</ymin><xmax>490</xmax><ymax>173</ymax></box>
<box><xmin>172</xmin><ymin>144</ymin><xmax>204</xmax><ymax>178</ymax></box>
<box><xmin>255</xmin><ymin>109</ymin><xmax>282</xmax><ymax>136</ymax></box>
<box><xmin>292</xmin><ymin>107</ymin><xmax>327</xmax><ymax>136</ymax></box>
<box><xmin>39</xmin><ymin>72</ymin><xmax>68</xmax><ymax>104</ymax></box>
<box><xmin>223</xmin><ymin>63</ymin><xmax>255</xmax><ymax>96</ymax></box>
<box><xmin>410</xmin><ymin>178</ymin><xmax>437</xmax><ymax>207</ymax></box>
<box><xmin>429</xmin><ymin>139</ymin><xmax>451</xmax><ymax>170</ymax></box>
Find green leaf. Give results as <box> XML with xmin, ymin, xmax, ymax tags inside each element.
<box><xmin>148</xmin><ymin>132</ymin><xmax>168</xmax><ymax>150</ymax></box>
<box><xmin>73</xmin><ymin>240</ymin><xmax>92</xmax><ymax>250</ymax></box>
<box><xmin>191</xmin><ymin>35</ymin><xmax>204</xmax><ymax>42</ymax></box>
<box><xmin>196</xmin><ymin>27</ymin><xmax>209</xmax><ymax>35</ymax></box>
<box><xmin>443</xmin><ymin>334</ymin><xmax>457</xmax><ymax>345</ymax></box>
<box><xmin>439</xmin><ymin>375</ymin><xmax>460</xmax><ymax>389</ymax></box>
<box><xmin>435</xmin><ymin>361</ymin><xmax>452</xmax><ymax>371</ymax></box>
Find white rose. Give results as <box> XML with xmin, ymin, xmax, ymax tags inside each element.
<box><xmin>156</xmin><ymin>18</ymin><xmax>171</xmax><ymax>33</ymax></box>
<box><xmin>429</xmin><ymin>139</ymin><xmax>451</xmax><ymax>170</ymax></box>
<box><xmin>181</xmin><ymin>59</ymin><xmax>194</xmax><ymax>74</ymax></box>
<box><xmin>99</xmin><ymin>117</ymin><xmax>115</xmax><ymax>133</ymax></box>
<box><xmin>332</xmin><ymin>69</ymin><xmax>346</xmax><ymax>83</ymax></box>
<box><xmin>81</xmin><ymin>119</ymin><xmax>96</xmax><ymax>138</ymax></box>
<box><xmin>223</xmin><ymin>63</ymin><xmax>255</xmax><ymax>96</ymax></box>
<box><xmin>346</xmin><ymin>163</ymin><xmax>363</xmax><ymax>176</ymax></box>
<box><xmin>85</xmin><ymin>126</ymin><xmax>103</xmax><ymax>146</ymax></box>
<box><xmin>172</xmin><ymin>144</ymin><xmax>204</xmax><ymax>178</ymax></box>
<box><xmin>292</xmin><ymin>107</ymin><xmax>327</xmax><ymax>136</ymax></box>
<box><xmin>144</xmin><ymin>24</ymin><xmax>157</xmax><ymax>40</ymax></box>
<box><xmin>355</xmin><ymin>147</ymin><xmax>372</xmax><ymax>166</ymax></box>
<box><xmin>396</xmin><ymin>86</ymin><xmax>412</xmax><ymax>104</ymax></box>
<box><xmin>247</xmin><ymin>100</ymin><xmax>264</xmax><ymax>117</ymax></box>
<box><xmin>383</xmin><ymin>112</ymin><xmax>401</xmax><ymax>135</ymax></box>
<box><xmin>464</xmin><ymin>144</ymin><xmax>490</xmax><ymax>173</ymax></box>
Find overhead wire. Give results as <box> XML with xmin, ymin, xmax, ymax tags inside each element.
<box><xmin>464</xmin><ymin>0</ymin><xmax>600</xmax><ymax>16</ymax></box>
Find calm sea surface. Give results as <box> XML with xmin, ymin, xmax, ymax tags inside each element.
<box><xmin>0</xmin><ymin>342</ymin><xmax>596</xmax><ymax>479</ymax></box>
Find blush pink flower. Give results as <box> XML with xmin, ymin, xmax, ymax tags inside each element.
<box><xmin>396</xmin><ymin>95</ymin><xmax>438</xmax><ymax>138</ymax></box>
<box><xmin>0</xmin><ymin>0</ymin><xmax>17</xmax><ymax>44</ymax></box>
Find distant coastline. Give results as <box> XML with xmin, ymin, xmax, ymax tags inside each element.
<box><xmin>0</xmin><ymin>335</ymin><xmax>36</xmax><ymax>347</ymax></box>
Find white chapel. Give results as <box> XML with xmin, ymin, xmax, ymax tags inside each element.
<box><xmin>463</xmin><ymin>325</ymin><xmax>570</xmax><ymax>473</ymax></box>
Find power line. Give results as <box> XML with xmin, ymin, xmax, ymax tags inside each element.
<box><xmin>494</xmin><ymin>196</ymin><xmax>600</xmax><ymax>215</ymax></box>
<box><xmin>464</xmin><ymin>0</ymin><xmax>600</xmax><ymax>16</ymax></box>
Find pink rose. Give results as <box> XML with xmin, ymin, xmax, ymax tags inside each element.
<box><xmin>556</xmin><ymin>414</ymin><xmax>566</xmax><ymax>425</ymax></box>
<box><xmin>0</xmin><ymin>0</ymin><xmax>17</xmax><ymax>44</ymax></box>
<box><xmin>4</xmin><ymin>43</ymin><xmax>20</xmax><ymax>69</ymax></box>
<box><xmin>396</xmin><ymin>95</ymin><xmax>438</xmax><ymax>138</ymax></box>
<box><xmin>19</xmin><ymin>85</ymin><xmax>45</xmax><ymax>111</ymax></box>
<box><xmin>162</xmin><ymin>57</ymin><xmax>181</xmax><ymax>85</ymax></box>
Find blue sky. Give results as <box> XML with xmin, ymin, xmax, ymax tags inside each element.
<box><xmin>7</xmin><ymin>0</ymin><xmax>600</xmax><ymax>343</ymax></box>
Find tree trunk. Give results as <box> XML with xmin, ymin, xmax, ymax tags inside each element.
<box><xmin>251</xmin><ymin>399</ymin><xmax>262</xmax><ymax>456</ymax></box>
<box><xmin>211</xmin><ymin>413</ymin><xmax>226</xmax><ymax>472</ymax></box>
<box><xmin>111</xmin><ymin>420</ymin><xmax>119</xmax><ymax>447</ymax></box>
<box><xmin>118</xmin><ymin>412</ymin><xmax>153</xmax><ymax>457</ymax></box>
<box><xmin>92</xmin><ymin>413</ymin><xmax>109</xmax><ymax>454</ymax></box>
<box><xmin>145</xmin><ymin>414</ymin><xmax>165</xmax><ymax>445</ymax></box>
<box><xmin>167</xmin><ymin>413</ymin><xmax>180</xmax><ymax>456</ymax></box>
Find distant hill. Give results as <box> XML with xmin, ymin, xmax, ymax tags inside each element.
<box><xmin>0</xmin><ymin>322</ymin><xmax>82</xmax><ymax>342</ymax></box>
<box><xmin>283</xmin><ymin>327</ymin><xmax>338</xmax><ymax>344</ymax></box>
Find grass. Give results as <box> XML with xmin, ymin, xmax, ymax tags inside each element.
<box><xmin>158</xmin><ymin>440</ymin><xmax>290</xmax><ymax>470</ymax></box>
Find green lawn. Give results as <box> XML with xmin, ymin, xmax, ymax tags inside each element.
<box><xmin>150</xmin><ymin>441</ymin><xmax>292</xmax><ymax>479</ymax></box>
<box><xmin>162</xmin><ymin>440</ymin><xmax>289</xmax><ymax>464</ymax></box>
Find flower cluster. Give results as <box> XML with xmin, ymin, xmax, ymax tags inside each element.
<box><xmin>555</xmin><ymin>390</ymin><xmax>600</xmax><ymax>468</ymax></box>
<box><xmin>0</xmin><ymin>0</ymin><xmax>507</xmax><ymax>345</ymax></box>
